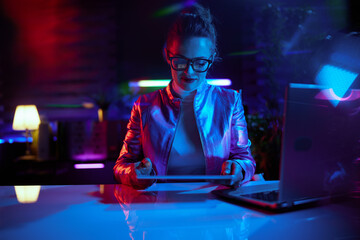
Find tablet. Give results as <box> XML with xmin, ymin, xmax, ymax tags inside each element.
<box><xmin>137</xmin><ymin>175</ymin><xmax>234</xmax><ymax>180</ymax></box>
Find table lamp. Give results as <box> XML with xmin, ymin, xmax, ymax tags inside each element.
<box><xmin>14</xmin><ymin>186</ymin><xmax>41</xmax><ymax>203</ymax></box>
<box><xmin>12</xmin><ymin>105</ymin><xmax>41</xmax><ymax>160</ymax></box>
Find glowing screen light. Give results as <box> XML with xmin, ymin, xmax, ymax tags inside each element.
<box><xmin>74</xmin><ymin>163</ymin><xmax>105</xmax><ymax>169</ymax></box>
<box><xmin>14</xmin><ymin>186</ymin><xmax>41</xmax><ymax>204</ymax></box>
<box><xmin>315</xmin><ymin>64</ymin><xmax>359</xmax><ymax>107</ymax></box>
<box><xmin>129</xmin><ymin>79</ymin><xmax>232</xmax><ymax>88</ymax></box>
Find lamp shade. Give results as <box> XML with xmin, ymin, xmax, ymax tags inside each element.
<box><xmin>13</xmin><ymin>105</ymin><xmax>41</xmax><ymax>130</ymax></box>
<box><xmin>14</xmin><ymin>186</ymin><xmax>41</xmax><ymax>203</ymax></box>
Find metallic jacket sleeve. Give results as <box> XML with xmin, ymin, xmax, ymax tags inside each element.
<box><xmin>229</xmin><ymin>91</ymin><xmax>256</xmax><ymax>183</ymax></box>
<box><xmin>113</xmin><ymin>98</ymin><xmax>154</xmax><ymax>189</ymax></box>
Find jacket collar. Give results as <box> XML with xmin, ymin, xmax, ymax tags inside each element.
<box><xmin>165</xmin><ymin>80</ymin><xmax>178</xmax><ymax>102</ymax></box>
<box><xmin>165</xmin><ymin>79</ymin><xmax>210</xmax><ymax>102</ymax></box>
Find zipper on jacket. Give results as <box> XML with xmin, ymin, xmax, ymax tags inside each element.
<box><xmin>165</xmin><ymin>100</ymin><xmax>182</xmax><ymax>175</ymax></box>
<box><xmin>193</xmin><ymin>95</ymin><xmax>208</xmax><ymax>174</ymax></box>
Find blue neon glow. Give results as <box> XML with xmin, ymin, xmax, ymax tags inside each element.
<box><xmin>290</xmin><ymin>83</ymin><xmax>325</xmax><ymax>89</ymax></box>
<box><xmin>0</xmin><ymin>136</ymin><xmax>33</xmax><ymax>144</ymax></box>
<box><xmin>315</xmin><ymin>64</ymin><xmax>359</xmax><ymax>107</ymax></box>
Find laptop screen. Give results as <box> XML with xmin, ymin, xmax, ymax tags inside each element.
<box><xmin>278</xmin><ymin>84</ymin><xmax>359</xmax><ymax>202</ymax></box>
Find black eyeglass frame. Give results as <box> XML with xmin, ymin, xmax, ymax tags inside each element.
<box><xmin>166</xmin><ymin>49</ymin><xmax>213</xmax><ymax>73</ymax></box>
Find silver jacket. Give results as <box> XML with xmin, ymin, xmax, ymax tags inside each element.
<box><xmin>114</xmin><ymin>81</ymin><xmax>256</xmax><ymax>188</ymax></box>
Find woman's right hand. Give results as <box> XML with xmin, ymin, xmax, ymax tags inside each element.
<box><xmin>130</xmin><ymin>158</ymin><xmax>155</xmax><ymax>189</ymax></box>
<box><xmin>134</xmin><ymin>158</ymin><xmax>153</xmax><ymax>177</ymax></box>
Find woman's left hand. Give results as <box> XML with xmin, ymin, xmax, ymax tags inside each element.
<box><xmin>221</xmin><ymin>160</ymin><xmax>244</xmax><ymax>187</ymax></box>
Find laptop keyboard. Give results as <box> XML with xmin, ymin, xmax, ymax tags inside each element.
<box><xmin>241</xmin><ymin>190</ymin><xmax>279</xmax><ymax>202</ymax></box>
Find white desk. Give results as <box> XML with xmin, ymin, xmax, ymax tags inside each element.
<box><xmin>1</xmin><ymin>182</ymin><xmax>359</xmax><ymax>240</ymax></box>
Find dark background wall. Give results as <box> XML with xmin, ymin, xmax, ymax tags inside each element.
<box><xmin>0</xmin><ymin>0</ymin><xmax>358</xmax><ymax>125</ymax></box>
<box><xmin>0</xmin><ymin>0</ymin><xmax>359</xmax><ymax>182</ymax></box>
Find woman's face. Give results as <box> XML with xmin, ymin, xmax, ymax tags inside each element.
<box><xmin>166</xmin><ymin>36</ymin><xmax>214</xmax><ymax>91</ymax></box>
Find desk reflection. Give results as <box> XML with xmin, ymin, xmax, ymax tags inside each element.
<box><xmin>112</xmin><ymin>183</ymin><xmax>258</xmax><ymax>240</ymax></box>
<box><xmin>1</xmin><ymin>183</ymin><xmax>358</xmax><ymax>240</ymax></box>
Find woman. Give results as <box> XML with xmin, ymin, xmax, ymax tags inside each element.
<box><xmin>114</xmin><ymin>4</ymin><xmax>255</xmax><ymax>189</ymax></box>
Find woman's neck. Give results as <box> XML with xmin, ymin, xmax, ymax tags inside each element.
<box><xmin>171</xmin><ymin>80</ymin><xmax>203</xmax><ymax>99</ymax></box>
<box><xmin>171</xmin><ymin>80</ymin><xmax>195</xmax><ymax>98</ymax></box>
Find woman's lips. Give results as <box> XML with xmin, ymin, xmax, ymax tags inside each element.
<box><xmin>181</xmin><ymin>77</ymin><xmax>196</xmax><ymax>83</ymax></box>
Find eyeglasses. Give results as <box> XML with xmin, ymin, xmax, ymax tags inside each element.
<box><xmin>167</xmin><ymin>50</ymin><xmax>213</xmax><ymax>73</ymax></box>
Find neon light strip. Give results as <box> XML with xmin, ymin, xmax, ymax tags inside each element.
<box><xmin>0</xmin><ymin>137</ymin><xmax>33</xmax><ymax>144</ymax></box>
<box><xmin>228</xmin><ymin>50</ymin><xmax>259</xmax><ymax>56</ymax></box>
<box><xmin>290</xmin><ymin>83</ymin><xmax>326</xmax><ymax>89</ymax></box>
<box><xmin>138</xmin><ymin>80</ymin><xmax>169</xmax><ymax>87</ymax></box>
<box><xmin>207</xmin><ymin>79</ymin><xmax>232</xmax><ymax>86</ymax></box>
<box><xmin>129</xmin><ymin>79</ymin><xmax>232</xmax><ymax>87</ymax></box>
<box><xmin>45</xmin><ymin>104</ymin><xmax>83</xmax><ymax>108</ymax></box>
<box><xmin>74</xmin><ymin>163</ymin><xmax>105</xmax><ymax>169</ymax></box>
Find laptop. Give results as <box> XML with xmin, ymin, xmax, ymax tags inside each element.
<box><xmin>212</xmin><ymin>83</ymin><xmax>359</xmax><ymax>211</ymax></box>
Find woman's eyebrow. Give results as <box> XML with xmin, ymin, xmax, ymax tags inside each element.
<box><xmin>170</xmin><ymin>52</ymin><xmax>187</xmax><ymax>58</ymax></box>
<box><xmin>171</xmin><ymin>53</ymin><xmax>209</xmax><ymax>59</ymax></box>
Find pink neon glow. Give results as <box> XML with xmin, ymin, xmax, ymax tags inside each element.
<box><xmin>74</xmin><ymin>163</ymin><xmax>105</xmax><ymax>169</ymax></box>
<box><xmin>315</xmin><ymin>89</ymin><xmax>360</xmax><ymax>101</ymax></box>
<box><xmin>72</xmin><ymin>153</ymin><xmax>107</xmax><ymax>161</ymax></box>
<box><xmin>328</xmin><ymin>88</ymin><xmax>353</xmax><ymax>101</ymax></box>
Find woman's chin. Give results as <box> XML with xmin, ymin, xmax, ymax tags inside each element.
<box><xmin>181</xmin><ymin>84</ymin><xmax>196</xmax><ymax>91</ymax></box>
<box><xmin>180</xmin><ymin>80</ymin><xmax>202</xmax><ymax>91</ymax></box>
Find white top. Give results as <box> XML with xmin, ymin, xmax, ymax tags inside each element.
<box><xmin>167</xmin><ymin>81</ymin><xmax>206</xmax><ymax>175</ymax></box>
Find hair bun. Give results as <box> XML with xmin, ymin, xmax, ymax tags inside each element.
<box><xmin>180</xmin><ymin>4</ymin><xmax>212</xmax><ymax>24</ymax></box>
<box><xmin>165</xmin><ymin>3</ymin><xmax>218</xmax><ymax>56</ymax></box>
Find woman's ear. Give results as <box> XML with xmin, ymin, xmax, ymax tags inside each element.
<box><xmin>212</xmin><ymin>51</ymin><xmax>217</xmax><ymax>62</ymax></box>
<box><xmin>208</xmin><ymin>52</ymin><xmax>216</xmax><ymax>68</ymax></box>
<box><xmin>162</xmin><ymin>45</ymin><xmax>170</xmax><ymax>65</ymax></box>
<box><xmin>206</xmin><ymin>52</ymin><xmax>216</xmax><ymax>76</ymax></box>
